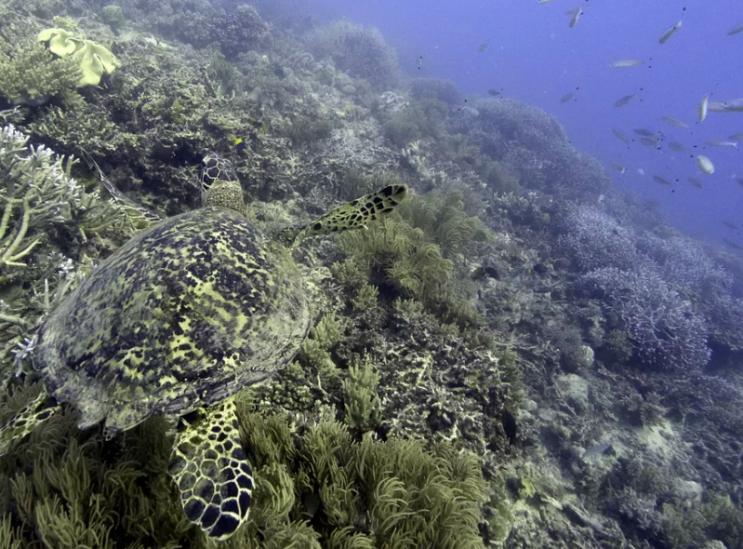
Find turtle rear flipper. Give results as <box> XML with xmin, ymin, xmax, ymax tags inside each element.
<box><xmin>0</xmin><ymin>390</ymin><xmax>60</xmax><ymax>455</ymax></box>
<box><xmin>168</xmin><ymin>398</ymin><xmax>253</xmax><ymax>540</ymax></box>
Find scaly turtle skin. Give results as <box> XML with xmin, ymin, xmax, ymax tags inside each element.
<box><xmin>0</xmin><ymin>153</ymin><xmax>407</xmax><ymax>540</ymax></box>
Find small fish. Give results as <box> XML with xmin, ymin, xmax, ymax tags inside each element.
<box><xmin>487</xmin><ymin>88</ymin><xmax>502</xmax><ymax>97</ymax></box>
<box><xmin>611</xmin><ymin>162</ymin><xmax>626</xmax><ymax>174</ymax></box>
<box><xmin>235</xmin><ymin>137</ymin><xmax>248</xmax><ymax>155</ymax></box>
<box><xmin>723</xmin><ymin>220</ymin><xmax>738</xmax><ymax>230</ymax></box>
<box><xmin>661</xmin><ymin>115</ymin><xmax>687</xmax><ymax>128</ymax></box>
<box><xmin>723</xmin><ymin>238</ymin><xmax>743</xmax><ymax>251</ymax></box>
<box><xmin>699</xmin><ymin>94</ymin><xmax>710</xmax><ymax>122</ymax></box>
<box><xmin>705</xmin><ymin>140</ymin><xmax>738</xmax><ymax>149</ymax></box>
<box><xmin>582</xmin><ymin>442</ymin><xmax>613</xmax><ymax>460</ymax></box>
<box><xmin>727</xmin><ymin>22</ymin><xmax>743</xmax><ymax>36</ymax></box>
<box><xmin>707</xmin><ymin>101</ymin><xmax>729</xmax><ymax>113</ymax></box>
<box><xmin>640</xmin><ymin>137</ymin><xmax>659</xmax><ymax>148</ymax></box>
<box><xmin>659</xmin><ymin>15</ymin><xmax>683</xmax><ymax>44</ymax></box>
<box><xmin>612</xmin><ymin>128</ymin><xmax>630</xmax><ymax>143</ymax></box>
<box><xmin>611</xmin><ymin>59</ymin><xmax>644</xmax><ymax>68</ymax></box>
<box><xmin>721</xmin><ymin>99</ymin><xmax>743</xmax><ymax>112</ymax></box>
<box><xmin>537</xmin><ymin>0</ymin><xmax>556</xmax><ymax>3</ymax></box>
<box><xmin>688</xmin><ymin>177</ymin><xmax>704</xmax><ymax>189</ymax></box>
<box><xmin>614</xmin><ymin>94</ymin><xmax>636</xmax><ymax>107</ymax></box>
<box><xmin>736</xmin><ymin>178</ymin><xmax>743</xmax><ymax>187</ymax></box>
<box><xmin>653</xmin><ymin>174</ymin><xmax>672</xmax><ymax>185</ymax></box>
<box><xmin>560</xmin><ymin>93</ymin><xmax>575</xmax><ymax>103</ymax></box>
<box><xmin>668</xmin><ymin>141</ymin><xmax>687</xmax><ymax>152</ymax></box>
<box><xmin>696</xmin><ymin>155</ymin><xmax>715</xmax><ymax>175</ymax></box>
<box><xmin>637</xmin><ymin>168</ymin><xmax>645</xmax><ymax>176</ymax></box>
<box><xmin>729</xmin><ymin>132</ymin><xmax>743</xmax><ymax>142</ymax></box>
<box><xmin>459</xmin><ymin>106</ymin><xmax>480</xmax><ymax>116</ymax></box>
<box><xmin>477</xmin><ymin>41</ymin><xmax>488</xmax><ymax>52</ymax></box>
<box><xmin>568</xmin><ymin>7</ymin><xmax>582</xmax><ymax>28</ymax></box>
<box><xmin>633</xmin><ymin>128</ymin><xmax>656</xmax><ymax>137</ymax></box>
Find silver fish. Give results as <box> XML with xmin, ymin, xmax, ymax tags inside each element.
<box><xmin>661</xmin><ymin>115</ymin><xmax>687</xmax><ymax>128</ymax></box>
<box><xmin>699</xmin><ymin>94</ymin><xmax>710</xmax><ymax>122</ymax></box>
<box><xmin>688</xmin><ymin>177</ymin><xmax>703</xmax><ymax>189</ymax></box>
<box><xmin>653</xmin><ymin>175</ymin><xmax>672</xmax><ymax>185</ymax></box>
<box><xmin>612</xmin><ymin>128</ymin><xmax>630</xmax><ymax>143</ymax></box>
<box><xmin>668</xmin><ymin>141</ymin><xmax>687</xmax><ymax>152</ymax></box>
<box><xmin>614</xmin><ymin>94</ymin><xmax>636</xmax><ymax>107</ymax></box>
<box><xmin>611</xmin><ymin>59</ymin><xmax>644</xmax><ymax>68</ymax></box>
<box><xmin>659</xmin><ymin>19</ymin><xmax>683</xmax><ymax>44</ymax></box>
<box><xmin>705</xmin><ymin>140</ymin><xmax>738</xmax><ymax>149</ymax></box>
<box><xmin>696</xmin><ymin>155</ymin><xmax>715</xmax><ymax>175</ymax></box>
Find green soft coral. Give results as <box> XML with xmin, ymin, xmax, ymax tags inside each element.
<box><xmin>37</xmin><ymin>28</ymin><xmax>119</xmax><ymax>87</ymax></box>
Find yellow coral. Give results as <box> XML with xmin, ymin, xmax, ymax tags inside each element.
<box><xmin>37</xmin><ymin>28</ymin><xmax>119</xmax><ymax>87</ymax></box>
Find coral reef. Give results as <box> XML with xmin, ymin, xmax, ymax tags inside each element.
<box><xmin>304</xmin><ymin>20</ymin><xmax>400</xmax><ymax>90</ymax></box>
<box><xmin>1</xmin><ymin>2</ymin><xmax>742</xmax><ymax>548</ymax></box>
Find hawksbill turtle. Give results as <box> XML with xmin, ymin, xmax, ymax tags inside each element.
<box><xmin>0</xmin><ymin>153</ymin><xmax>407</xmax><ymax>540</ymax></box>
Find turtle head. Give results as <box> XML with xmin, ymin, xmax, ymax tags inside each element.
<box><xmin>200</xmin><ymin>153</ymin><xmax>245</xmax><ymax>214</ymax></box>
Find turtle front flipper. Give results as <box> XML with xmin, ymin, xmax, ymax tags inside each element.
<box><xmin>168</xmin><ymin>398</ymin><xmax>253</xmax><ymax>540</ymax></box>
<box><xmin>0</xmin><ymin>389</ymin><xmax>60</xmax><ymax>455</ymax></box>
<box><xmin>288</xmin><ymin>183</ymin><xmax>408</xmax><ymax>243</ymax></box>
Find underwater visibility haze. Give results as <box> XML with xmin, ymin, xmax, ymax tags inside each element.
<box><xmin>0</xmin><ymin>0</ymin><xmax>742</xmax><ymax>548</ymax></box>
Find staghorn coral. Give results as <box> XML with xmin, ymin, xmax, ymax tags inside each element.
<box><xmin>0</xmin><ymin>40</ymin><xmax>81</xmax><ymax>106</ymax></box>
<box><xmin>585</xmin><ymin>266</ymin><xmax>711</xmax><ymax>372</ymax></box>
<box><xmin>0</xmin><ymin>125</ymin><xmax>81</xmax><ymax>275</ymax></box>
<box><xmin>558</xmin><ymin>203</ymin><xmax>641</xmax><ymax>272</ymax></box>
<box><xmin>304</xmin><ymin>21</ymin><xmax>400</xmax><ymax>90</ymax></box>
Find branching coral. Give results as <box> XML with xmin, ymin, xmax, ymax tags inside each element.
<box><xmin>584</xmin><ymin>266</ymin><xmax>711</xmax><ymax>372</ymax></box>
<box><xmin>0</xmin><ymin>126</ymin><xmax>80</xmax><ymax>273</ymax></box>
<box><xmin>0</xmin><ymin>40</ymin><xmax>81</xmax><ymax>106</ymax></box>
<box><xmin>0</xmin><ymin>125</ymin><xmax>128</xmax><ymax>278</ymax></box>
<box><xmin>559</xmin><ymin>204</ymin><xmax>641</xmax><ymax>271</ymax></box>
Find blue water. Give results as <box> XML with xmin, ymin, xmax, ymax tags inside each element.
<box><xmin>309</xmin><ymin>0</ymin><xmax>743</xmax><ymax>246</ymax></box>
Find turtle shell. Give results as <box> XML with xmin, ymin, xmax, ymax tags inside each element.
<box><xmin>33</xmin><ymin>206</ymin><xmax>309</xmax><ymax>434</ymax></box>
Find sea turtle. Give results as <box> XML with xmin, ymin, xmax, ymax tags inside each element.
<box><xmin>0</xmin><ymin>153</ymin><xmax>407</xmax><ymax>540</ymax></box>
